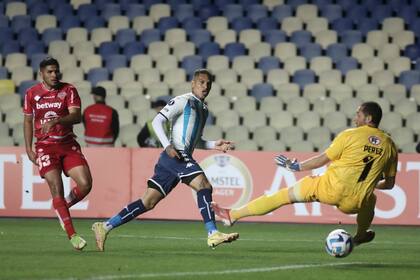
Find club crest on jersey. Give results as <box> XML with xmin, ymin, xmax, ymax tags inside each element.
<box><xmin>34</xmin><ymin>95</ymin><xmax>41</xmax><ymax>101</ymax></box>
<box><xmin>369</xmin><ymin>136</ymin><xmax>381</xmax><ymax>145</ymax></box>
<box><xmin>57</xmin><ymin>92</ymin><xmax>66</xmax><ymax>100</ymax></box>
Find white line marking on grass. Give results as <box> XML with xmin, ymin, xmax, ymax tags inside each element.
<box><xmin>73</xmin><ymin>262</ymin><xmax>366</xmax><ymax>280</ymax></box>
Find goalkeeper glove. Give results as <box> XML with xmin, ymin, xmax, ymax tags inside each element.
<box><xmin>274</xmin><ymin>155</ymin><xmax>301</xmax><ymax>172</ymax></box>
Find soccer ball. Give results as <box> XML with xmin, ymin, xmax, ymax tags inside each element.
<box><xmin>325</xmin><ymin>229</ymin><xmax>354</xmax><ymax>258</ymax></box>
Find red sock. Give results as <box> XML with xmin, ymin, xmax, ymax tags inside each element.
<box><xmin>53</xmin><ymin>197</ymin><xmax>75</xmax><ymax>238</ymax></box>
<box><xmin>66</xmin><ymin>186</ymin><xmax>85</xmax><ymax>208</ymax></box>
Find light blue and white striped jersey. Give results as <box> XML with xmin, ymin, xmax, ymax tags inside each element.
<box><xmin>160</xmin><ymin>93</ymin><xmax>208</xmax><ymax>155</ymax></box>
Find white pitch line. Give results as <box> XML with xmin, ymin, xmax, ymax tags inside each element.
<box><xmin>53</xmin><ymin>262</ymin><xmax>367</xmax><ymax>280</ymax></box>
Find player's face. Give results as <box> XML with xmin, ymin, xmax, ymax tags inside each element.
<box><xmin>353</xmin><ymin>106</ymin><xmax>369</xmax><ymax>127</ymax></box>
<box><xmin>191</xmin><ymin>73</ymin><xmax>212</xmax><ymax>100</ymax></box>
<box><xmin>40</xmin><ymin>65</ymin><xmax>61</xmax><ymax>89</ymax></box>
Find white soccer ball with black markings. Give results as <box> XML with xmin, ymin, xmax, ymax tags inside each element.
<box><xmin>325</xmin><ymin>229</ymin><xmax>354</xmax><ymax>258</ymax></box>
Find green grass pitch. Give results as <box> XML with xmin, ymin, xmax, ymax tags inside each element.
<box><xmin>1</xmin><ymin>218</ymin><xmax>419</xmax><ymax>280</ymax></box>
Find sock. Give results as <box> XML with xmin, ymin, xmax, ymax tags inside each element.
<box><xmin>105</xmin><ymin>199</ymin><xmax>147</xmax><ymax>230</ymax></box>
<box><xmin>53</xmin><ymin>197</ymin><xmax>76</xmax><ymax>239</ymax></box>
<box><xmin>231</xmin><ymin>189</ymin><xmax>292</xmax><ymax>221</ymax></box>
<box><xmin>197</xmin><ymin>189</ymin><xmax>217</xmax><ymax>235</ymax></box>
<box><xmin>65</xmin><ymin>186</ymin><xmax>85</xmax><ymax>208</ymax></box>
<box><xmin>356</xmin><ymin>194</ymin><xmax>376</xmax><ymax>236</ymax></box>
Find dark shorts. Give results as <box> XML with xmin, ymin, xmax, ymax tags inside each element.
<box><xmin>147</xmin><ymin>151</ymin><xmax>204</xmax><ymax>196</ymax></box>
<box><xmin>35</xmin><ymin>140</ymin><xmax>89</xmax><ymax>178</ymax></box>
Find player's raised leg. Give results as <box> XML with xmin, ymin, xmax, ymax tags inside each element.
<box><xmin>92</xmin><ymin>188</ymin><xmax>162</xmax><ymax>251</ymax></box>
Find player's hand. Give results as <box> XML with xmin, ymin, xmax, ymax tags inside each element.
<box><xmin>274</xmin><ymin>155</ymin><xmax>300</xmax><ymax>172</ymax></box>
<box><xmin>214</xmin><ymin>139</ymin><xmax>235</xmax><ymax>153</ymax></box>
<box><xmin>165</xmin><ymin>145</ymin><xmax>180</xmax><ymax>159</ymax></box>
<box><xmin>26</xmin><ymin>150</ymin><xmax>38</xmax><ymax>165</ymax></box>
<box><xmin>41</xmin><ymin>119</ymin><xmax>58</xmax><ymax>133</ymax></box>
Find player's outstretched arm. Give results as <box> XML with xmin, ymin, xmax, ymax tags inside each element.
<box><xmin>23</xmin><ymin>114</ymin><xmax>37</xmax><ymax>165</ymax></box>
<box><xmin>275</xmin><ymin>152</ymin><xmax>330</xmax><ymax>172</ymax></box>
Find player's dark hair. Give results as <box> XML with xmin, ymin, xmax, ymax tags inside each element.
<box><xmin>361</xmin><ymin>102</ymin><xmax>382</xmax><ymax>127</ymax></box>
<box><xmin>39</xmin><ymin>57</ymin><xmax>60</xmax><ymax>70</ymax></box>
<box><xmin>193</xmin><ymin>69</ymin><xmax>213</xmax><ymax>81</ymax></box>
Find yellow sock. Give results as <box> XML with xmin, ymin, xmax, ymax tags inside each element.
<box><xmin>231</xmin><ymin>189</ymin><xmax>291</xmax><ymax>221</ymax></box>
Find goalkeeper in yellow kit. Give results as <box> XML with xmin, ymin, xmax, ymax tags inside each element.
<box><xmin>212</xmin><ymin>102</ymin><xmax>398</xmax><ymax>246</ymax></box>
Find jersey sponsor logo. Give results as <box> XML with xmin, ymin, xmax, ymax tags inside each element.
<box><xmin>36</xmin><ymin>102</ymin><xmax>62</xmax><ymax>109</ymax></box>
<box><xmin>368</xmin><ymin>136</ymin><xmax>381</xmax><ymax>145</ymax></box>
<box><xmin>57</xmin><ymin>92</ymin><xmax>67</xmax><ymax>100</ymax></box>
<box><xmin>198</xmin><ymin>154</ymin><xmax>253</xmax><ymax>209</ymax></box>
<box><xmin>168</xmin><ymin>99</ymin><xmax>175</xmax><ymax>105</ymax></box>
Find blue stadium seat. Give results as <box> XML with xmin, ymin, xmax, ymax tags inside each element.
<box><xmin>144</xmin><ymin>0</ymin><xmax>162</xmax><ymax>10</ymax></box>
<box><xmin>357</xmin><ymin>18</ymin><xmax>379</xmax><ymax>36</ymax></box>
<box><xmin>313</xmin><ymin>0</ymin><xmax>333</xmax><ymax>8</ymax></box>
<box><xmin>371</xmin><ymin>5</ymin><xmax>393</xmax><ymax>23</ymax></box>
<box><xmin>257</xmin><ymin>18</ymin><xmax>278</xmax><ymax>32</ymax></box>
<box><xmin>167</xmin><ymin>0</ymin><xmax>187</xmax><ymax>10</ymax></box>
<box><xmin>198</xmin><ymin>5</ymin><xmax>220</xmax><ymax>20</ymax></box>
<box><xmin>0</xmin><ymin>3</ymin><xmax>4</xmax><ymax>15</ymax></box>
<box><xmin>77</xmin><ymin>4</ymin><xmax>98</xmax><ymax>23</ymax></box>
<box><xmin>331</xmin><ymin>18</ymin><xmax>353</xmax><ymax>33</ymax></box>
<box><xmin>93</xmin><ymin>0</ymin><xmax>115</xmax><ymax>11</ymax></box>
<box><xmin>46</xmin><ymin>0</ymin><xmax>67</xmax><ymax>10</ymax></box>
<box><xmin>1</xmin><ymin>41</ymin><xmax>20</xmax><ymax>56</ymax></box>
<box><xmin>409</xmin><ymin>18</ymin><xmax>420</xmax><ymax>39</ymax></box>
<box><xmin>18</xmin><ymin>27</ymin><xmax>39</xmax><ymax>46</ymax></box>
<box><xmin>105</xmin><ymin>54</ymin><xmax>128</xmax><ymax>72</ymax></box>
<box><xmin>397</xmin><ymin>5</ymin><xmax>417</xmax><ymax>25</ymax></box>
<box><xmin>60</xmin><ymin>15</ymin><xmax>81</xmax><ymax>32</ymax></box>
<box><xmin>231</xmin><ymin>17</ymin><xmax>253</xmax><ymax>33</ymax></box>
<box><xmin>340</xmin><ymin>30</ymin><xmax>363</xmax><ymax>49</ymax></box>
<box><xmin>191</xmin><ymin>0</ymin><xmax>211</xmax><ymax>10</ymax></box>
<box><xmin>87</xmin><ymin>67</ymin><xmax>109</xmax><ymax>86</ymax></box>
<box><xmin>52</xmin><ymin>3</ymin><xmax>73</xmax><ymax>19</ymax></box>
<box><xmin>326</xmin><ymin>43</ymin><xmax>348</xmax><ymax>63</ymax></box>
<box><xmin>84</xmin><ymin>16</ymin><xmax>106</xmax><ymax>31</ymax></box>
<box><xmin>320</xmin><ymin>4</ymin><xmax>343</xmax><ymax>22</ymax></box>
<box><xmin>125</xmin><ymin>4</ymin><xmax>146</xmax><ymax>20</ymax></box>
<box><xmin>346</xmin><ymin>5</ymin><xmax>368</xmax><ymax>25</ymax></box>
<box><xmin>24</xmin><ymin>41</ymin><xmax>45</xmax><ymax>56</ymax></box>
<box><xmin>175</xmin><ymin>4</ymin><xmax>194</xmax><ymax>22</ymax></box>
<box><xmin>389</xmin><ymin>0</ymin><xmax>409</xmax><ymax>12</ymax></box>
<box><xmin>415</xmin><ymin>58</ymin><xmax>420</xmax><ymax>71</ymax></box>
<box><xmin>292</xmin><ymin>69</ymin><xmax>316</xmax><ymax>89</ymax></box>
<box><xmin>123</xmin><ymin>41</ymin><xmax>146</xmax><ymax>59</ymax></box>
<box><xmin>189</xmin><ymin>29</ymin><xmax>211</xmax><ymax>48</ymax></box>
<box><xmin>0</xmin><ymin>15</ymin><xmax>8</xmax><ymax>28</ymax></box>
<box><xmin>42</xmin><ymin>27</ymin><xmax>63</xmax><ymax>45</ymax></box>
<box><xmin>258</xmin><ymin>56</ymin><xmax>281</xmax><ymax>75</ymax></box>
<box><xmin>181</xmin><ymin>55</ymin><xmax>204</xmax><ymax>79</ymax></box>
<box><xmin>364</xmin><ymin>0</ymin><xmax>382</xmax><ymax>11</ymax></box>
<box><xmin>224</xmin><ymin>42</ymin><xmax>247</xmax><ymax>61</ymax></box>
<box><xmin>101</xmin><ymin>4</ymin><xmax>121</xmax><ymax>20</ymax></box>
<box><xmin>215</xmin><ymin>0</ymin><xmax>236</xmax><ymax>9</ymax></box>
<box><xmin>0</xmin><ymin>27</ymin><xmax>14</xmax><ymax>48</ymax></box>
<box><xmin>19</xmin><ymin>80</ymin><xmax>38</xmax><ymax>97</ymax></box>
<box><xmin>0</xmin><ymin>67</ymin><xmax>8</xmax><ymax>79</ymax></box>
<box><xmin>263</xmin><ymin>30</ymin><xmax>287</xmax><ymax>48</ymax></box>
<box><xmin>271</xmin><ymin>4</ymin><xmax>292</xmax><ymax>22</ymax></box>
<box><xmin>224</xmin><ymin>4</ymin><xmax>244</xmax><ymax>22</ymax></box>
<box><xmin>115</xmin><ymin>28</ymin><xmax>136</xmax><ymax>47</ymax></box>
<box><xmin>30</xmin><ymin>53</ymin><xmax>48</xmax><ymax>70</ymax></box>
<box><xmin>182</xmin><ymin>17</ymin><xmax>204</xmax><ymax>33</ymax></box>
<box><xmin>247</xmin><ymin>4</ymin><xmax>268</xmax><ymax>23</ymax></box>
<box><xmin>11</xmin><ymin>15</ymin><xmax>32</xmax><ymax>33</ymax></box>
<box><xmin>251</xmin><ymin>83</ymin><xmax>274</xmax><ymax>102</ymax></box>
<box><xmin>29</xmin><ymin>3</ymin><xmax>49</xmax><ymax>19</ymax></box>
<box><xmin>300</xmin><ymin>43</ymin><xmax>322</xmax><ymax>61</ymax></box>
<box><xmin>98</xmin><ymin>41</ymin><xmax>120</xmax><ymax>60</ymax></box>
<box><xmin>336</xmin><ymin>57</ymin><xmax>359</xmax><ymax>75</ymax></box>
<box><xmin>288</xmin><ymin>0</ymin><xmax>309</xmax><ymax>8</ymax></box>
<box><xmin>336</xmin><ymin>0</ymin><xmax>354</xmax><ymax>10</ymax></box>
<box><xmin>140</xmin><ymin>29</ymin><xmax>161</xmax><ymax>47</ymax></box>
<box><xmin>198</xmin><ymin>42</ymin><xmax>221</xmax><ymax>60</ymax></box>
<box><xmin>290</xmin><ymin>30</ymin><xmax>313</xmax><ymax>49</ymax></box>
<box><xmin>120</xmin><ymin>0</ymin><xmax>141</xmax><ymax>11</ymax></box>
<box><xmin>404</xmin><ymin>44</ymin><xmax>420</xmax><ymax>61</ymax></box>
<box><xmin>157</xmin><ymin>17</ymin><xmax>179</xmax><ymax>33</ymax></box>
<box><xmin>399</xmin><ymin>70</ymin><xmax>420</xmax><ymax>90</ymax></box>
<box><xmin>239</xmin><ymin>0</ymin><xmax>260</xmax><ymax>8</ymax></box>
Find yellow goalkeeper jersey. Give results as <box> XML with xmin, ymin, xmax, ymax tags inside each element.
<box><xmin>324</xmin><ymin>125</ymin><xmax>398</xmax><ymax>200</ymax></box>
